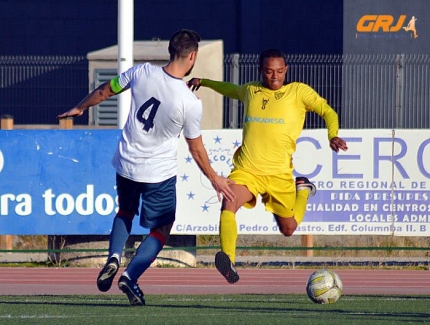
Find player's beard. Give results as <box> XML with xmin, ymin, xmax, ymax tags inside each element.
<box><xmin>184</xmin><ymin>64</ymin><xmax>195</xmax><ymax>77</ymax></box>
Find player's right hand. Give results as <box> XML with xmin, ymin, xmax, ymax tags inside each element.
<box><xmin>57</xmin><ymin>107</ymin><xmax>84</xmax><ymax>119</ymax></box>
<box><xmin>187</xmin><ymin>78</ymin><xmax>201</xmax><ymax>91</ymax></box>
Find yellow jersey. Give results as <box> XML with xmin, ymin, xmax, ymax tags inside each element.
<box><xmin>201</xmin><ymin>79</ymin><xmax>340</xmax><ymax>175</ymax></box>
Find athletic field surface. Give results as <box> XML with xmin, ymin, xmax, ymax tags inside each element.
<box><xmin>0</xmin><ymin>267</ymin><xmax>429</xmax><ymax>324</ymax></box>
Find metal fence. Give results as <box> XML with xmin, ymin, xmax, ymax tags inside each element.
<box><xmin>341</xmin><ymin>54</ymin><xmax>430</xmax><ymax>129</ymax></box>
<box><xmin>0</xmin><ymin>56</ymin><xmax>88</xmax><ymax>125</ymax></box>
<box><xmin>1</xmin><ymin>54</ymin><xmax>429</xmax><ymax>128</ymax></box>
<box><xmin>223</xmin><ymin>53</ymin><xmax>430</xmax><ymax>129</ymax></box>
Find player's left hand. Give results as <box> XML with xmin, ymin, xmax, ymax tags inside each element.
<box><xmin>330</xmin><ymin>137</ymin><xmax>348</xmax><ymax>153</ymax></box>
<box><xmin>187</xmin><ymin>78</ymin><xmax>202</xmax><ymax>91</ymax></box>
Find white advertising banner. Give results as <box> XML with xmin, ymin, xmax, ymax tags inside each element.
<box><xmin>175</xmin><ymin>129</ymin><xmax>430</xmax><ymax>236</ymax></box>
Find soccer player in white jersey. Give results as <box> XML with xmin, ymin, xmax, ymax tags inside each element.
<box><xmin>58</xmin><ymin>29</ymin><xmax>235</xmax><ymax>306</ymax></box>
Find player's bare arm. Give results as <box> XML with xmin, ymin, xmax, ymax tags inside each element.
<box><xmin>185</xmin><ymin>135</ymin><xmax>236</xmax><ymax>202</ymax></box>
<box><xmin>330</xmin><ymin>137</ymin><xmax>348</xmax><ymax>153</ymax></box>
<box><xmin>57</xmin><ymin>81</ymin><xmax>116</xmax><ymax>119</ymax></box>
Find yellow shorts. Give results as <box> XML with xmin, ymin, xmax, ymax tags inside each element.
<box><xmin>228</xmin><ymin>168</ymin><xmax>295</xmax><ymax>218</ymax></box>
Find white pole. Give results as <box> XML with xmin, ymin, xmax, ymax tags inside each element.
<box><xmin>117</xmin><ymin>0</ymin><xmax>134</xmax><ymax>129</ymax></box>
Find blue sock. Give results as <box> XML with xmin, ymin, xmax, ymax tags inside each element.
<box><xmin>125</xmin><ymin>232</ymin><xmax>164</xmax><ymax>282</ymax></box>
<box><xmin>108</xmin><ymin>214</ymin><xmax>132</xmax><ymax>261</ymax></box>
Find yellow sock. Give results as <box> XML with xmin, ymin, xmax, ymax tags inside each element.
<box><xmin>219</xmin><ymin>210</ymin><xmax>237</xmax><ymax>264</ymax></box>
<box><xmin>294</xmin><ymin>189</ymin><xmax>309</xmax><ymax>225</ymax></box>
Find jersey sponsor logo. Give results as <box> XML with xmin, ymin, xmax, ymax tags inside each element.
<box><xmin>356</xmin><ymin>15</ymin><xmax>418</xmax><ymax>39</ymax></box>
<box><xmin>244</xmin><ymin>115</ymin><xmax>285</xmax><ymax>124</ymax></box>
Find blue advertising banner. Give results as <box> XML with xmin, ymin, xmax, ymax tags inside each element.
<box><xmin>1</xmin><ymin>129</ymin><xmax>430</xmax><ymax>236</ymax></box>
<box><xmin>0</xmin><ymin>130</ymin><xmax>137</xmax><ymax>235</ymax></box>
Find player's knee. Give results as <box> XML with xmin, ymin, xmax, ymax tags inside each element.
<box><xmin>278</xmin><ymin>225</ymin><xmax>296</xmax><ymax>237</ymax></box>
<box><xmin>116</xmin><ymin>209</ymin><xmax>135</xmax><ymax>220</ymax></box>
<box><xmin>274</xmin><ymin>215</ymin><xmax>297</xmax><ymax>237</ymax></box>
<box><xmin>221</xmin><ymin>200</ymin><xmax>240</xmax><ymax>213</ymax></box>
<box><xmin>152</xmin><ymin>224</ymin><xmax>173</xmax><ymax>240</ymax></box>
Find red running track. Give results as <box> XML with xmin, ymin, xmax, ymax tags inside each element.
<box><xmin>0</xmin><ymin>268</ymin><xmax>429</xmax><ymax>296</ymax></box>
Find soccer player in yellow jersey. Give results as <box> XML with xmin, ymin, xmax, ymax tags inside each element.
<box><xmin>188</xmin><ymin>49</ymin><xmax>348</xmax><ymax>283</ymax></box>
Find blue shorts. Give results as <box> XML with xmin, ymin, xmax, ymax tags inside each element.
<box><xmin>116</xmin><ymin>174</ymin><xmax>177</xmax><ymax>229</ymax></box>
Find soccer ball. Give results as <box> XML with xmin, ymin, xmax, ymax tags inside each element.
<box><xmin>306</xmin><ymin>269</ymin><xmax>343</xmax><ymax>304</ymax></box>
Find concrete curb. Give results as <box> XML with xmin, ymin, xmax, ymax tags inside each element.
<box><xmin>1</xmin><ymin>252</ymin><xmax>429</xmax><ymax>270</ymax></box>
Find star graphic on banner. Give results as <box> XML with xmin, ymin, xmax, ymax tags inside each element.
<box><xmin>180</xmin><ymin>174</ymin><xmax>189</xmax><ymax>182</ymax></box>
<box><xmin>201</xmin><ymin>203</ymin><xmax>210</xmax><ymax>212</ymax></box>
<box><xmin>187</xmin><ymin>191</ymin><xmax>195</xmax><ymax>200</ymax></box>
<box><xmin>232</xmin><ymin>139</ymin><xmax>241</xmax><ymax>148</ymax></box>
<box><xmin>207</xmin><ymin>147</ymin><xmax>234</xmax><ymax>170</ymax></box>
<box><xmin>185</xmin><ymin>155</ymin><xmax>193</xmax><ymax>163</ymax></box>
<box><xmin>214</xmin><ymin>135</ymin><xmax>222</xmax><ymax>144</ymax></box>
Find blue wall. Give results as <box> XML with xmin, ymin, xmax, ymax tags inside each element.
<box><xmin>0</xmin><ymin>0</ymin><xmax>343</xmax><ymax>56</ymax></box>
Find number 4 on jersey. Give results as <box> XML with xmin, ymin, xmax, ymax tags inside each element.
<box><xmin>136</xmin><ymin>97</ymin><xmax>160</xmax><ymax>131</ymax></box>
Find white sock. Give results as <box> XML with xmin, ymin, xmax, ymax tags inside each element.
<box><xmin>110</xmin><ymin>253</ymin><xmax>121</xmax><ymax>264</ymax></box>
<box><xmin>121</xmin><ymin>271</ymin><xmax>131</xmax><ymax>280</ymax></box>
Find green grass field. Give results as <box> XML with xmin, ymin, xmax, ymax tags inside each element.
<box><xmin>0</xmin><ymin>294</ymin><xmax>429</xmax><ymax>325</ymax></box>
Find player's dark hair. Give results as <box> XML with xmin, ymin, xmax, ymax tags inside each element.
<box><xmin>259</xmin><ymin>49</ymin><xmax>287</xmax><ymax>70</ymax></box>
<box><xmin>168</xmin><ymin>29</ymin><xmax>201</xmax><ymax>60</ymax></box>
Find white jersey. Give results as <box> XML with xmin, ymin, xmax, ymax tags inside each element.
<box><xmin>111</xmin><ymin>63</ymin><xmax>202</xmax><ymax>183</ymax></box>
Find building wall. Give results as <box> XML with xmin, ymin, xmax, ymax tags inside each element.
<box><xmin>87</xmin><ymin>40</ymin><xmax>224</xmax><ymax>129</ymax></box>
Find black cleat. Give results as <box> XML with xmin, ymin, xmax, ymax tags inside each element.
<box><xmin>118</xmin><ymin>275</ymin><xmax>146</xmax><ymax>306</ymax></box>
<box><xmin>295</xmin><ymin>177</ymin><xmax>317</xmax><ymax>198</ymax></box>
<box><xmin>97</xmin><ymin>256</ymin><xmax>119</xmax><ymax>292</ymax></box>
<box><xmin>215</xmin><ymin>251</ymin><xmax>239</xmax><ymax>284</ymax></box>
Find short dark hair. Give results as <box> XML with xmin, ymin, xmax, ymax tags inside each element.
<box><xmin>168</xmin><ymin>29</ymin><xmax>201</xmax><ymax>60</ymax></box>
<box><xmin>259</xmin><ymin>49</ymin><xmax>287</xmax><ymax>70</ymax></box>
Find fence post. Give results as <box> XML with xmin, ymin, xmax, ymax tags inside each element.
<box><xmin>59</xmin><ymin>117</ymin><xmax>74</xmax><ymax>130</ymax></box>
<box><xmin>47</xmin><ymin>117</ymin><xmax>74</xmax><ymax>263</ymax></box>
<box><xmin>228</xmin><ymin>53</ymin><xmax>240</xmax><ymax>128</ymax></box>
<box><xmin>395</xmin><ymin>54</ymin><xmax>404</xmax><ymax>128</ymax></box>
<box><xmin>1</xmin><ymin>115</ymin><xmax>14</xmax><ymax>130</ymax></box>
<box><xmin>301</xmin><ymin>235</ymin><xmax>314</xmax><ymax>257</ymax></box>
<box><xmin>0</xmin><ymin>115</ymin><xmax>14</xmax><ymax>251</ymax></box>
